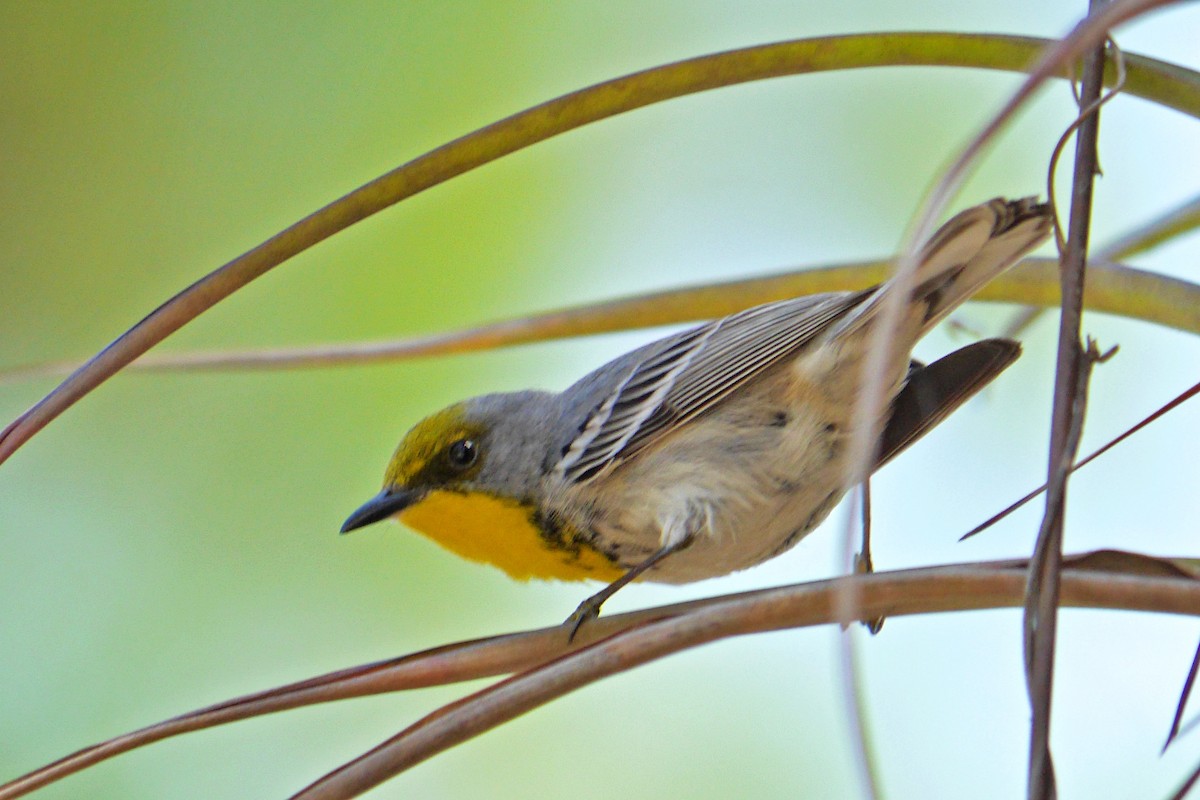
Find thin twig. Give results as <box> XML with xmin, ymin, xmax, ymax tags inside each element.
<box><xmin>961</xmin><ymin>372</ymin><xmax>1197</xmax><ymax>542</ymax></box>
<box><xmin>838</xmin><ymin>4</ymin><xmax>1167</xmax><ymax>795</ymax></box>
<box><xmin>1164</xmin><ymin>637</ymin><xmax>1200</xmax><ymax>752</ymax></box>
<box><xmin>838</xmin><ymin>484</ymin><xmax>883</xmax><ymax>800</ymax></box>
<box><xmin>1006</xmin><ymin>35</ymin><xmax>1126</xmax><ymax>341</ymax></box>
<box><xmin>1046</xmin><ymin>36</ymin><xmax>1127</xmax><ymax>253</ymax></box>
<box><xmin>1025</xmin><ymin>6</ymin><xmax>1111</xmax><ymax>796</ymax></box>
<box><xmin>1001</xmin><ymin>190</ymin><xmax>1198</xmax><ymax>340</ymax></box>
<box><xmin>1166</xmin><ymin>755</ymin><xmax>1200</xmax><ymax>800</ymax></box>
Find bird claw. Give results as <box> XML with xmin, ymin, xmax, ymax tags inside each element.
<box><xmin>563</xmin><ymin>598</ymin><xmax>602</xmax><ymax>643</ymax></box>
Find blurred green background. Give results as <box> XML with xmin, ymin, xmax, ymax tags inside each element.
<box><xmin>2</xmin><ymin>3</ymin><xmax>1199</xmax><ymax>798</ymax></box>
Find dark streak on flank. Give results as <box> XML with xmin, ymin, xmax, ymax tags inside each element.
<box><xmin>533</xmin><ymin>508</ymin><xmax>623</xmax><ymax>570</ymax></box>
<box><xmin>770</xmin><ymin>474</ymin><xmax>800</xmax><ymax>493</ymax></box>
<box><xmin>801</xmin><ymin>489</ymin><xmax>842</xmax><ymax>533</ymax></box>
<box><xmin>531</xmin><ymin>507</ymin><xmax>582</xmax><ymax>556</ymax></box>
<box><xmin>772</xmin><ymin>525</ymin><xmax>808</xmax><ymax>557</ymax></box>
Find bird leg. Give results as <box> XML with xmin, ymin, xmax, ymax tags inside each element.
<box><xmin>564</xmin><ymin>536</ymin><xmax>692</xmax><ymax>642</ymax></box>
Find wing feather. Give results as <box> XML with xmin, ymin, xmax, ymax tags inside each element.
<box><xmin>555</xmin><ymin>198</ymin><xmax>1050</xmax><ymax>485</ymax></box>
<box><xmin>556</xmin><ymin>320</ymin><xmax>721</xmax><ymax>482</ymax></box>
<box><xmin>557</xmin><ymin>289</ymin><xmax>870</xmax><ymax>483</ymax></box>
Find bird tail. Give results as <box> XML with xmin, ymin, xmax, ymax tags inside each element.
<box><xmin>827</xmin><ymin>197</ymin><xmax>1051</xmax><ymax>345</ymax></box>
<box><xmin>906</xmin><ymin>196</ymin><xmax>1053</xmax><ymax>337</ymax></box>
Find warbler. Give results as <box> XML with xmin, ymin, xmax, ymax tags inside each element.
<box><xmin>342</xmin><ymin>197</ymin><xmax>1051</xmax><ymax>629</ymax></box>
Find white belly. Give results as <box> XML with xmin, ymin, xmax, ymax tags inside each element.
<box><xmin>551</xmin><ymin>336</ymin><xmax>908</xmax><ymax>584</ymax></box>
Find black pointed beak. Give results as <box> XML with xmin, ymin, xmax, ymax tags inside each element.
<box><xmin>340</xmin><ymin>487</ymin><xmax>422</xmax><ymax>534</ymax></box>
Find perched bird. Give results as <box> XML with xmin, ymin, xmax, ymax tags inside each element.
<box><xmin>342</xmin><ymin>197</ymin><xmax>1052</xmax><ymax>630</ymax></box>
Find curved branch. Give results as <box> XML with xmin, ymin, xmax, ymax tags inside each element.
<box><xmin>295</xmin><ymin>557</ymin><xmax>1200</xmax><ymax>799</ymax></box>
<box><xmin>3</xmin><ymin>553</ymin><xmax>1198</xmax><ymax>800</ymax></box>
<box><xmin>1</xmin><ymin>259</ymin><xmax>1196</xmax><ymax>383</ymax></box>
<box><xmin>1</xmin><ymin>32</ymin><xmax>1198</xmax><ymax>464</ymax></box>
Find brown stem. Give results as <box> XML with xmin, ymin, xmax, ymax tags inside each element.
<box><xmin>1024</xmin><ymin>5</ymin><xmax>1109</xmax><ymax>798</ymax></box>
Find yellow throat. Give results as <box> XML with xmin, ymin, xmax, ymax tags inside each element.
<box><xmin>398</xmin><ymin>490</ymin><xmax>624</xmax><ymax>583</ymax></box>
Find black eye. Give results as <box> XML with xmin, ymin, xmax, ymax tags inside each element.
<box><xmin>446</xmin><ymin>438</ymin><xmax>478</xmax><ymax>470</ymax></box>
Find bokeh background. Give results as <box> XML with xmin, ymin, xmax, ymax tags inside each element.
<box><xmin>3</xmin><ymin>3</ymin><xmax>1199</xmax><ymax>798</ymax></box>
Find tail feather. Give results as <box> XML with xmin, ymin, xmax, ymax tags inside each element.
<box><xmin>875</xmin><ymin>338</ymin><xmax>1022</xmax><ymax>469</ymax></box>
<box><xmin>827</xmin><ymin>198</ymin><xmax>1052</xmax><ymax>345</ymax></box>
<box><xmin>912</xmin><ymin>197</ymin><xmax>1052</xmax><ymax>335</ymax></box>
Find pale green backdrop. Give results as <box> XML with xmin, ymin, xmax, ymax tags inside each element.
<box><xmin>2</xmin><ymin>3</ymin><xmax>1199</xmax><ymax>798</ymax></box>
